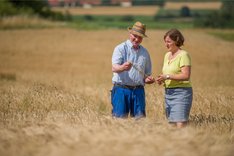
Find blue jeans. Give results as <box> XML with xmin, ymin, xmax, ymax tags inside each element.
<box><xmin>111</xmin><ymin>85</ymin><xmax>145</xmax><ymax>118</ymax></box>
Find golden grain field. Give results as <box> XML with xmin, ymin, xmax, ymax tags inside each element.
<box><xmin>52</xmin><ymin>6</ymin><xmax>160</xmax><ymax>15</ymax></box>
<box><xmin>0</xmin><ymin>27</ymin><xmax>233</xmax><ymax>156</ymax></box>
<box><xmin>164</xmin><ymin>2</ymin><xmax>222</xmax><ymax>10</ymax></box>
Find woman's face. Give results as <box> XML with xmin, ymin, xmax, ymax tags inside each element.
<box><xmin>129</xmin><ymin>33</ymin><xmax>143</xmax><ymax>48</ymax></box>
<box><xmin>164</xmin><ymin>35</ymin><xmax>178</xmax><ymax>52</ymax></box>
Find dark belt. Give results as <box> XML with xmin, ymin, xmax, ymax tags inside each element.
<box><xmin>114</xmin><ymin>83</ymin><xmax>143</xmax><ymax>89</ymax></box>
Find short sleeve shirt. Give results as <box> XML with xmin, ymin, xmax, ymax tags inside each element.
<box><xmin>162</xmin><ymin>50</ymin><xmax>192</xmax><ymax>88</ymax></box>
<box><xmin>112</xmin><ymin>40</ymin><xmax>152</xmax><ymax>86</ymax></box>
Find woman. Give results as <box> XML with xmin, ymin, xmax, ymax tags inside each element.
<box><xmin>156</xmin><ymin>29</ymin><xmax>193</xmax><ymax>128</ymax></box>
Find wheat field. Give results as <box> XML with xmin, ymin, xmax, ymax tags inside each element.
<box><xmin>164</xmin><ymin>2</ymin><xmax>221</xmax><ymax>10</ymax></box>
<box><xmin>0</xmin><ymin>28</ymin><xmax>233</xmax><ymax>156</ymax></box>
<box><xmin>52</xmin><ymin>6</ymin><xmax>160</xmax><ymax>15</ymax></box>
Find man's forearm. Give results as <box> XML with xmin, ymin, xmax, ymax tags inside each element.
<box><xmin>112</xmin><ymin>64</ymin><xmax>124</xmax><ymax>73</ymax></box>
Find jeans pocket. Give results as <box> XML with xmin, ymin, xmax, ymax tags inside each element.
<box><xmin>110</xmin><ymin>87</ymin><xmax>115</xmax><ymax>105</ymax></box>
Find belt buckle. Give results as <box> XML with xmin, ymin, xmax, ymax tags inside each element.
<box><xmin>126</xmin><ymin>85</ymin><xmax>141</xmax><ymax>89</ymax></box>
<box><xmin>114</xmin><ymin>83</ymin><xmax>142</xmax><ymax>89</ymax></box>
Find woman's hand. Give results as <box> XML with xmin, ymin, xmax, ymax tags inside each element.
<box><xmin>156</xmin><ymin>74</ymin><xmax>166</xmax><ymax>85</ymax></box>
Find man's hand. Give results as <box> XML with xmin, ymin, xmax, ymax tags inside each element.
<box><xmin>112</xmin><ymin>62</ymin><xmax>132</xmax><ymax>73</ymax></box>
<box><xmin>145</xmin><ymin>76</ymin><xmax>155</xmax><ymax>84</ymax></box>
<box><xmin>122</xmin><ymin>61</ymin><xmax>132</xmax><ymax>71</ymax></box>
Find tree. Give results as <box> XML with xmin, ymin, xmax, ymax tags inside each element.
<box><xmin>8</xmin><ymin>0</ymin><xmax>49</xmax><ymax>14</ymax></box>
<box><xmin>132</xmin><ymin>0</ymin><xmax>165</xmax><ymax>7</ymax></box>
<box><xmin>180</xmin><ymin>6</ymin><xmax>191</xmax><ymax>17</ymax></box>
<box><xmin>221</xmin><ymin>0</ymin><xmax>234</xmax><ymax>17</ymax></box>
<box><xmin>194</xmin><ymin>0</ymin><xmax>234</xmax><ymax>28</ymax></box>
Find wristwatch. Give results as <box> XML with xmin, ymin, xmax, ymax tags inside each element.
<box><xmin>166</xmin><ymin>75</ymin><xmax>170</xmax><ymax>80</ymax></box>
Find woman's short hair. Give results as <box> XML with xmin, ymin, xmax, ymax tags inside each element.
<box><xmin>164</xmin><ymin>29</ymin><xmax>184</xmax><ymax>47</ymax></box>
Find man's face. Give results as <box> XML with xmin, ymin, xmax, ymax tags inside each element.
<box><xmin>129</xmin><ymin>33</ymin><xmax>143</xmax><ymax>48</ymax></box>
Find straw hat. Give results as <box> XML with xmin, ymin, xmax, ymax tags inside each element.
<box><xmin>128</xmin><ymin>21</ymin><xmax>147</xmax><ymax>38</ymax></box>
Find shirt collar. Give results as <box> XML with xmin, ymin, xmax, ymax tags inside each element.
<box><xmin>126</xmin><ymin>40</ymin><xmax>141</xmax><ymax>50</ymax></box>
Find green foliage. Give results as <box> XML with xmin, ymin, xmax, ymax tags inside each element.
<box><xmin>0</xmin><ymin>0</ymin><xmax>17</xmax><ymax>16</ymax></box>
<box><xmin>132</xmin><ymin>0</ymin><xmax>165</xmax><ymax>7</ymax></box>
<box><xmin>166</xmin><ymin>0</ymin><xmax>220</xmax><ymax>1</ymax></box>
<box><xmin>154</xmin><ymin>7</ymin><xmax>215</xmax><ymax>19</ymax></box>
<box><xmin>70</xmin><ymin>15</ymin><xmax>193</xmax><ymax>30</ymax></box>
<box><xmin>154</xmin><ymin>9</ymin><xmax>178</xmax><ymax>19</ymax></box>
<box><xmin>194</xmin><ymin>13</ymin><xmax>234</xmax><ymax>28</ymax></box>
<box><xmin>194</xmin><ymin>11</ymin><xmax>217</xmax><ymax>27</ymax></box>
<box><xmin>8</xmin><ymin>0</ymin><xmax>48</xmax><ymax>13</ymax></box>
<box><xmin>102</xmin><ymin>0</ymin><xmax>112</xmax><ymax>6</ymax></box>
<box><xmin>39</xmin><ymin>7</ymin><xmax>72</xmax><ymax>21</ymax></box>
<box><xmin>83</xmin><ymin>15</ymin><xmax>95</xmax><ymax>21</ymax></box>
<box><xmin>194</xmin><ymin>0</ymin><xmax>234</xmax><ymax>28</ymax></box>
<box><xmin>209</xmin><ymin>31</ymin><xmax>234</xmax><ymax>41</ymax></box>
<box><xmin>120</xmin><ymin>15</ymin><xmax>134</xmax><ymax>22</ymax></box>
<box><xmin>221</xmin><ymin>0</ymin><xmax>234</xmax><ymax>17</ymax></box>
<box><xmin>180</xmin><ymin>6</ymin><xmax>191</xmax><ymax>17</ymax></box>
<box><xmin>0</xmin><ymin>0</ymin><xmax>72</xmax><ymax>21</ymax></box>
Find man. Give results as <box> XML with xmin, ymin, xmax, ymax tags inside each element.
<box><xmin>111</xmin><ymin>21</ymin><xmax>155</xmax><ymax>119</ymax></box>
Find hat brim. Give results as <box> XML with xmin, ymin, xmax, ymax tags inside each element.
<box><xmin>128</xmin><ymin>27</ymin><xmax>147</xmax><ymax>38</ymax></box>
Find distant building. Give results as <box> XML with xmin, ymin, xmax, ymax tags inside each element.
<box><xmin>79</xmin><ymin>0</ymin><xmax>101</xmax><ymax>5</ymax></box>
<box><xmin>48</xmin><ymin>0</ymin><xmax>58</xmax><ymax>6</ymax></box>
<box><xmin>111</xmin><ymin>0</ymin><xmax>131</xmax><ymax>5</ymax></box>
